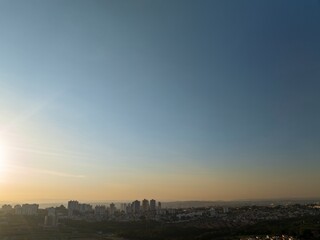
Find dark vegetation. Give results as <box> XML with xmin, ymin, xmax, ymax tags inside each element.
<box><xmin>0</xmin><ymin>213</ymin><xmax>320</xmax><ymax>240</ymax></box>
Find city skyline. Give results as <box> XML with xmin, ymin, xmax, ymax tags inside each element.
<box><xmin>1</xmin><ymin>0</ymin><xmax>320</xmax><ymax>202</ymax></box>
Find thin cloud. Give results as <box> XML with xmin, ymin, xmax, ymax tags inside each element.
<box><xmin>7</xmin><ymin>164</ymin><xmax>85</xmax><ymax>179</ymax></box>
<box><xmin>33</xmin><ymin>168</ymin><xmax>85</xmax><ymax>178</ymax></box>
<box><xmin>7</xmin><ymin>145</ymin><xmax>87</xmax><ymax>159</ymax></box>
<box><xmin>0</xmin><ymin>90</ymin><xmax>66</xmax><ymax>134</ymax></box>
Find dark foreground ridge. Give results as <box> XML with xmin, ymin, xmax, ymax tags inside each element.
<box><xmin>1</xmin><ymin>202</ymin><xmax>320</xmax><ymax>240</ymax></box>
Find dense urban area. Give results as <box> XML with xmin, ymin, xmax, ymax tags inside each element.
<box><xmin>0</xmin><ymin>200</ymin><xmax>320</xmax><ymax>240</ymax></box>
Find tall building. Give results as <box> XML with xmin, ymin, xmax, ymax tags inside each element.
<box><xmin>79</xmin><ymin>203</ymin><xmax>92</xmax><ymax>214</ymax></box>
<box><xmin>44</xmin><ymin>207</ymin><xmax>57</xmax><ymax>227</ymax></box>
<box><xmin>14</xmin><ymin>205</ymin><xmax>22</xmax><ymax>215</ymax></box>
<box><xmin>150</xmin><ymin>199</ymin><xmax>156</xmax><ymax>211</ymax></box>
<box><xmin>13</xmin><ymin>204</ymin><xmax>39</xmax><ymax>215</ymax></box>
<box><xmin>21</xmin><ymin>204</ymin><xmax>38</xmax><ymax>215</ymax></box>
<box><xmin>142</xmin><ymin>199</ymin><xmax>149</xmax><ymax>212</ymax></box>
<box><xmin>94</xmin><ymin>205</ymin><xmax>106</xmax><ymax>216</ymax></box>
<box><xmin>132</xmin><ymin>200</ymin><xmax>140</xmax><ymax>214</ymax></box>
<box><xmin>67</xmin><ymin>200</ymin><xmax>79</xmax><ymax>216</ymax></box>
<box><xmin>109</xmin><ymin>203</ymin><xmax>116</xmax><ymax>216</ymax></box>
<box><xmin>126</xmin><ymin>204</ymin><xmax>132</xmax><ymax>214</ymax></box>
<box><xmin>120</xmin><ymin>203</ymin><xmax>127</xmax><ymax>212</ymax></box>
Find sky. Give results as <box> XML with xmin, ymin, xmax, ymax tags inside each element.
<box><xmin>0</xmin><ymin>0</ymin><xmax>320</xmax><ymax>203</ymax></box>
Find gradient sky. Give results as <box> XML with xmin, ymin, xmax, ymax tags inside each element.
<box><xmin>0</xmin><ymin>0</ymin><xmax>320</xmax><ymax>203</ymax></box>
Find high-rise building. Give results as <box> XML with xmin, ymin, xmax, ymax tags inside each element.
<box><xmin>48</xmin><ymin>207</ymin><xmax>56</xmax><ymax>216</ymax></box>
<box><xmin>142</xmin><ymin>199</ymin><xmax>149</xmax><ymax>212</ymax></box>
<box><xmin>14</xmin><ymin>205</ymin><xmax>22</xmax><ymax>215</ymax></box>
<box><xmin>150</xmin><ymin>199</ymin><xmax>156</xmax><ymax>211</ymax></box>
<box><xmin>109</xmin><ymin>203</ymin><xmax>116</xmax><ymax>216</ymax></box>
<box><xmin>68</xmin><ymin>200</ymin><xmax>79</xmax><ymax>210</ymax></box>
<box><xmin>126</xmin><ymin>204</ymin><xmax>132</xmax><ymax>214</ymax></box>
<box><xmin>13</xmin><ymin>204</ymin><xmax>38</xmax><ymax>216</ymax></box>
<box><xmin>21</xmin><ymin>204</ymin><xmax>38</xmax><ymax>215</ymax></box>
<box><xmin>44</xmin><ymin>207</ymin><xmax>57</xmax><ymax>226</ymax></box>
<box><xmin>79</xmin><ymin>203</ymin><xmax>92</xmax><ymax>214</ymax></box>
<box><xmin>120</xmin><ymin>203</ymin><xmax>127</xmax><ymax>212</ymax></box>
<box><xmin>132</xmin><ymin>200</ymin><xmax>140</xmax><ymax>214</ymax></box>
<box><xmin>94</xmin><ymin>205</ymin><xmax>106</xmax><ymax>216</ymax></box>
<box><xmin>67</xmin><ymin>200</ymin><xmax>79</xmax><ymax>216</ymax></box>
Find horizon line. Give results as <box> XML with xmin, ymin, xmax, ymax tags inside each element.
<box><xmin>1</xmin><ymin>196</ymin><xmax>320</xmax><ymax>205</ymax></box>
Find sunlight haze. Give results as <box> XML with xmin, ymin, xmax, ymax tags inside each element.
<box><xmin>0</xmin><ymin>0</ymin><xmax>320</xmax><ymax>203</ymax></box>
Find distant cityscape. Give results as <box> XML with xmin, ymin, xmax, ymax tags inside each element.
<box><xmin>1</xmin><ymin>199</ymin><xmax>165</xmax><ymax>225</ymax></box>
<box><xmin>1</xmin><ymin>200</ymin><xmax>319</xmax><ymax>225</ymax></box>
<box><xmin>1</xmin><ymin>199</ymin><xmax>320</xmax><ymax>240</ymax></box>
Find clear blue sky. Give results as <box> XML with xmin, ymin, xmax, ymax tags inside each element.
<box><xmin>0</xmin><ymin>0</ymin><xmax>320</xmax><ymax>201</ymax></box>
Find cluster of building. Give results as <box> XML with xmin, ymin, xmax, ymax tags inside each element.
<box><xmin>1</xmin><ymin>202</ymin><xmax>319</xmax><ymax>227</ymax></box>
<box><xmin>1</xmin><ymin>204</ymin><xmax>39</xmax><ymax>215</ymax></box>
<box><xmin>0</xmin><ymin>200</ymin><xmax>161</xmax><ymax>227</ymax></box>
<box><xmin>44</xmin><ymin>207</ymin><xmax>58</xmax><ymax>227</ymax></box>
<box><xmin>67</xmin><ymin>199</ymin><xmax>162</xmax><ymax>220</ymax></box>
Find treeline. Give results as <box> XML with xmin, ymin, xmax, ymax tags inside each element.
<box><xmin>1</xmin><ymin>214</ymin><xmax>319</xmax><ymax>240</ymax></box>
<box><xmin>62</xmin><ymin>216</ymin><xmax>320</xmax><ymax>240</ymax></box>
<box><xmin>235</xmin><ymin>216</ymin><xmax>320</xmax><ymax>240</ymax></box>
